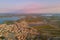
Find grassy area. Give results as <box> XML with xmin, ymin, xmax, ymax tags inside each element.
<box><xmin>32</xmin><ymin>25</ymin><xmax>60</xmax><ymax>37</ymax></box>
<box><xmin>32</xmin><ymin>25</ymin><xmax>55</xmax><ymax>29</ymax></box>
<box><xmin>4</xmin><ymin>21</ymin><xmax>15</xmax><ymax>25</ymax></box>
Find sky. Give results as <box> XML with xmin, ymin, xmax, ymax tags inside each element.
<box><xmin>0</xmin><ymin>0</ymin><xmax>60</xmax><ymax>13</ymax></box>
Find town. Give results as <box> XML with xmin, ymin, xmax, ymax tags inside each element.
<box><xmin>0</xmin><ymin>14</ymin><xmax>60</xmax><ymax>40</ymax></box>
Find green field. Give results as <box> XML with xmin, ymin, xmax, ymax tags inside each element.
<box><xmin>32</xmin><ymin>25</ymin><xmax>60</xmax><ymax>37</ymax></box>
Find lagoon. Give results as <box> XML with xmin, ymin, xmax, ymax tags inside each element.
<box><xmin>0</xmin><ymin>17</ymin><xmax>20</xmax><ymax>24</ymax></box>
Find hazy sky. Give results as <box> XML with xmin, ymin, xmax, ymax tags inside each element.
<box><xmin>0</xmin><ymin>0</ymin><xmax>60</xmax><ymax>13</ymax></box>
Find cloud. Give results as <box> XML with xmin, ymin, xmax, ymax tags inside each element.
<box><xmin>21</xmin><ymin>3</ymin><xmax>45</xmax><ymax>13</ymax></box>
<box><xmin>0</xmin><ymin>6</ymin><xmax>23</xmax><ymax>13</ymax></box>
<box><xmin>21</xmin><ymin>3</ymin><xmax>60</xmax><ymax>13</ymax></box>
<box><xmin>0</xmin><ymin>2</ymin><xmax>60</xmax><ymax>13</ymax></box>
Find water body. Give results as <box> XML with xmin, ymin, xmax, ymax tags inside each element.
<box><xmin>0</xmin><ymin>17</ymin><xmax>20</xmax><ymax>24</ymax></box>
